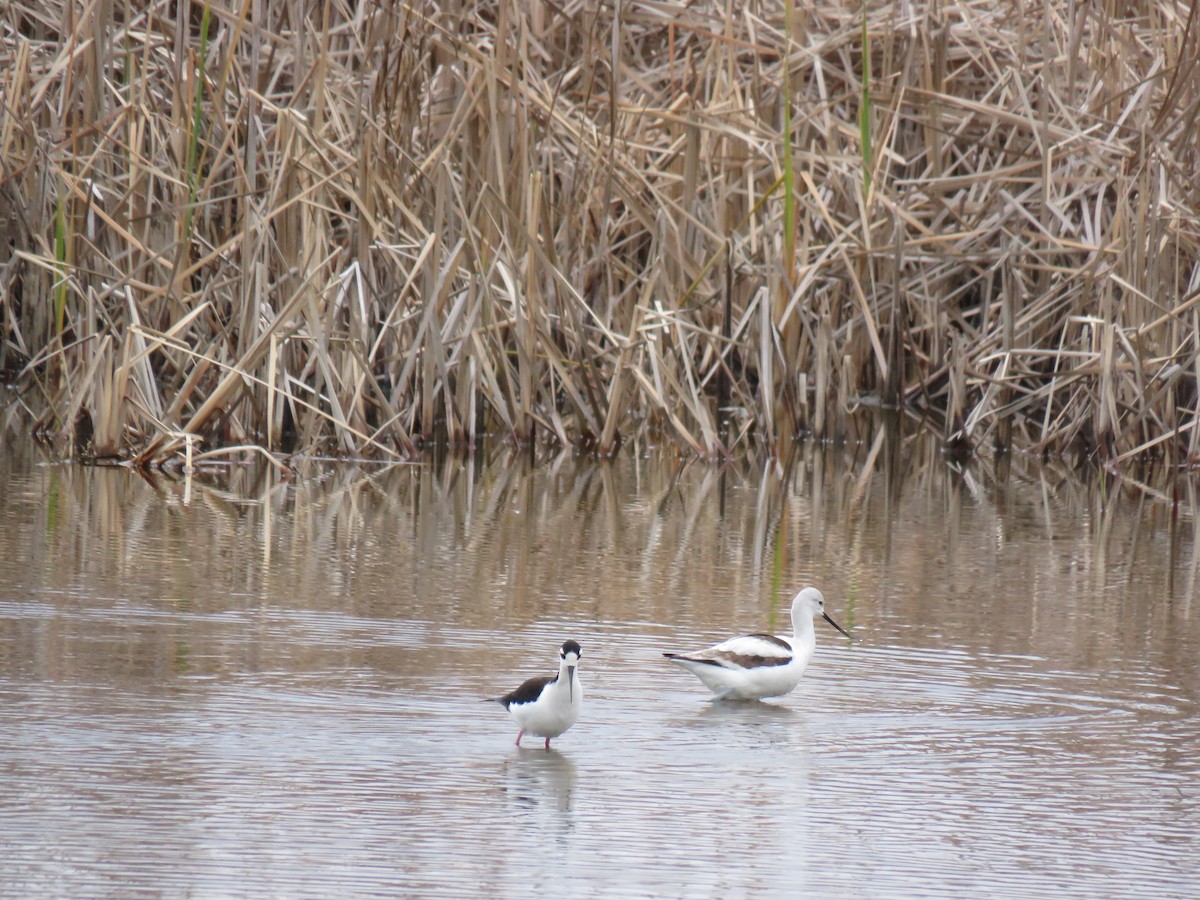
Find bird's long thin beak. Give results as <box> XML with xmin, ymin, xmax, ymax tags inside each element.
<box><xmin>823</xmin><ymin>611</ymin><xmax>852</xmax><ymax>639</ymax></box>
<box><xmin>568</xmin><ymin>665</ymin><xmax>576</xmax><ymax>701</ymax></box>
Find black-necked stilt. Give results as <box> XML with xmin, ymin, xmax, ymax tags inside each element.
<box><xmin>663</xmin><ymin>586</ymin><xmax>851</xmax><ymax>700</ymax></box>
<box><xmin>490</xmin><ymin>640</ymin><xmax>583</xmax><ymax>749</ymax></box>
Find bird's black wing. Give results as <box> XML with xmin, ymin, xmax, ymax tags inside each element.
<box><xmin>496</xmin><ymin>674</ymin><xmax>556</xmax><ymax>709</ymax></box>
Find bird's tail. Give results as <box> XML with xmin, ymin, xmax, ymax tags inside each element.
<box><xmin>663</xmin><ymin>652</ymin><xmax>721</xmax><ymax>668</ymax></box>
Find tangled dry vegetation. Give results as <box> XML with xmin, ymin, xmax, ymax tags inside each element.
<box><xmin>2</xmin><ymin>0</ymin><xmax>1199</xmax><ymax>466</ymax></box>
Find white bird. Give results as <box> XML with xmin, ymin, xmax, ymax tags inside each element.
<box><xmin>663</xmin><ymin>586</ymin><xmax>850</xmax><ymax>700</ymax></box>
<box><xmin>490</xmin><ymin>640</ymin><xmax>583</xmax><ymax>748</ymax></box>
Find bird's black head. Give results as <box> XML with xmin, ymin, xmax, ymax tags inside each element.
<box><xmin>560</xmin><ymin>640</ymin><xmax>582</xmax><ymax>659</ymax></box>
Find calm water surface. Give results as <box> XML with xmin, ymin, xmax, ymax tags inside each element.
<box><xmin>1</xmin><ymin>433</ymin><xmax>1198</xmax><ymax>897</ymax></box>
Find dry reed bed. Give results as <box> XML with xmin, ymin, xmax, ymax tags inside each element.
<box><xmin>1</xmin><ymin>0</ymin><xmax>1198</xmax><ymax>465</ymax></box>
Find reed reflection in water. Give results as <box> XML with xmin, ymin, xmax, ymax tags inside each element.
<box><xmin>0</xmin><ymin>432</ymin><xmax>1197</xmax><ymax>897</ymax></box>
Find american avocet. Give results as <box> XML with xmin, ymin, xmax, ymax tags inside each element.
<box><xmin>490</xmin><ymin>640</ymin><xmax>583</xmax><ymax>749</ymax></box>
<box><xmin>663</xmin><ymin>586</ymin><xmax>850</xmax><ymax>700</ymax></box>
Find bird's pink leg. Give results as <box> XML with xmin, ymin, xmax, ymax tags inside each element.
<box><xmin>544</xmin><ymin>736</ymin><xmax>551</xmax><ymax>750</ymax></box>
<box><xmin>515</xmin><ymin>730</ymin><xmax>524</xmax><ymax>747</ymax></box>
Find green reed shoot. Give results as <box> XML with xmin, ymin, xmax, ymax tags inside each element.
<box><xmin>184</xmin><ymin>2</ymin><xmax>212</xmax><ymax>239</ymax></box>
<box><xmin>859</xmin><ymin>0</ymin><xmax>872</xmax><ymax>199</ymax></box>
<box><xmin>783</xmin><ymin>0</ymin><xmax>797</xmax><ymax>278</ymax></box>
<box><xmin>53</xmin><ymin>191</ymin><xmax>67</xmax><ymax>337</ymax></box>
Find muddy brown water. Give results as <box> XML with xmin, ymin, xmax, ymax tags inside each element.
<box><xmin>1</xmin><ymin>435</ymin><xmax>1197</xmax><ymax>897</ymax></box>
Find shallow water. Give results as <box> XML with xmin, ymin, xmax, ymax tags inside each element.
<box><xmin>0</xmin><ymin>435</ymin><xmax>1197</xmax><ymax>897</ymax></box>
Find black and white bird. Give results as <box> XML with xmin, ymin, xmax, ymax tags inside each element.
<box><xmin>490</xmin><ymin>640</ymin><xmax>583</xmax><ymax>749</ymax></box>
<box><xmin>663</xmin><ymin>586</ymin><xmax>850</xmax><ymax>700</ymax></box>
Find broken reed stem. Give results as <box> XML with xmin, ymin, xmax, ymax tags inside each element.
<box><xmin>2</xmin><ymin>0</ymin><xmax>1199</xmax><ymax>467</ymax></box>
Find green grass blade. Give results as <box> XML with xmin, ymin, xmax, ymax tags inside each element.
<box><xmin>184</xmin><ymin>3</ymin><xmax>212</xmax><ymax>239</ymax></box>
<box><xmin>859</xmin><ymin>0</ymin><xmax>872</xmax><ymax>198</ymax></box>
<box><xmin>54</xmin><ymin>192</ymin><xmax>67</xmax><ymax>336</ymax></box>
